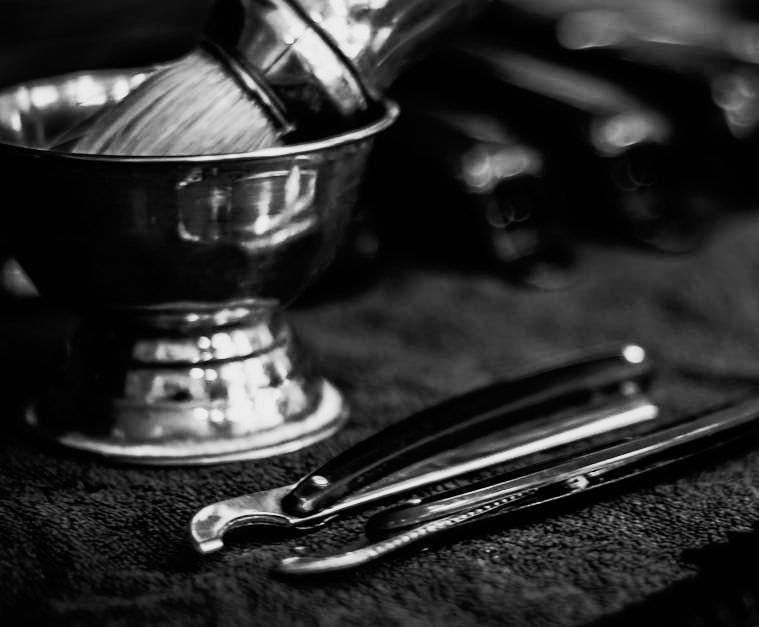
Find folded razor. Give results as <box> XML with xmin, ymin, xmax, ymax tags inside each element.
<box><xmin>190</xmin><ymin>344</ymin><xmax>655</xmax><ymax>553</ymax></box>
<box><xmin>278</xmin><ymin>396</ymin><xmax>759</xmax><ymax>575</ymax></box>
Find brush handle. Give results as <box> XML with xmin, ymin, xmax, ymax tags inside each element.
<box><xmin>299</xmin><ymin>0</ymin><xmax>489</xmax><ymax>91</ymax></box>
<box><xmin>207</xmin><ymin>0</ymin><xmax>488</xmax><ymax>139</ymax></box>
<box><xmin>0</xmin><ymin>0</ymin><xmax>215</xmax><ymax>87</ymax></box>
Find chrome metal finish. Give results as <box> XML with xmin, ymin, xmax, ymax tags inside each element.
<box><xmin>0</xmin><ymin>70</ymin><xmax>398</xmax><ymax>464</ymax></box>
<box><xmin>276</xmin><ymin>396</ymin><xmax>759</xmax><ymax>575</ymax></box>
<box><xmin>356</xmin><ymin>395</ymin><xmax>656</xmax><ymax>498</ymax></box>
<box><xmin>278</xmin><ymin>492</ymin><xmax>521</xmax><ymax>576</ymax></box>
<box><xmin>209</xmin><ymin>0</ymin><xmax>372</xmax><ymax>137</ymax></box>
<box><xmin>207</xmin><ymin>0</ymin><xmax>487</xmax><ymax>138</ymax></box>
<box><xmin>26</xmin><ymin>313</ymin><xmax>349</xmax><ymax>465</ymax></box>
<box><xmin>298</xmin><ymin>0</ymin><xmax>485</xmax><ymax>91</ymax></box>
<box><xmin>190</xmin><ymin>394</ymin><xmax>657</xmax><ymax>553</ymax></box>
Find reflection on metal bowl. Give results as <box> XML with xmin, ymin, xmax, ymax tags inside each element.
<box><xmin>0</xmin><ymin>69</ymin><xmax>398</xmax><ymax>465</ymax></box>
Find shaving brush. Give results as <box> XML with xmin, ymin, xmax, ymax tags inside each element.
<box><xmin>73</xmin><ymin>0</ymin><xmax>486</xmax><ymax>156</ymax></box>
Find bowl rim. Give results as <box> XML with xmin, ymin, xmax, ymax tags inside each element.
<box><xmin>0</xmin><ymin>97</ymin><xmax>399</xmax><ymax>164</ymax></box>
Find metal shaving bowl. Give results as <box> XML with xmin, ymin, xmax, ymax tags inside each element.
<box><xmin>0</xmin><ymin>70</ymin><xmax>398</xmax><ymax>465</ymax></box>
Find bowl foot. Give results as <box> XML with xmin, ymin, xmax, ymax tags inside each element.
<box><xmin>25</xmin><ymin>310</ymin><xmax>348</xmax><ymax>465</ymax></box>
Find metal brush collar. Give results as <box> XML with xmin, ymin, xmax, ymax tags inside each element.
<box><xmin>200</xmin><ymin>39</ymin><xmax>296</xmax><ymax>136</ymax></box>
<box><xmin>205</xmin><ymin>0</ymin><xmax>485</xmax><ymax>141</ymax></box>
<box><xmin>205</xmin><ymin>0</ymin><xmax>375</xmax><ymax>142</ymax></box>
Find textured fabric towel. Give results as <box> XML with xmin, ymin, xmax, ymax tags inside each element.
<box><xmin>3</xmin><ymin>215</ymin><xmax>759</xmax><ymax>626</ymax></box>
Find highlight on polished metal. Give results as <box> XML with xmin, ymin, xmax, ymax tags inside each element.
<box><xmin>189</xmin><ymin>344</ymin><xmax>656</xmax><ymax>553</ymax></box>
<box><xmin>191</xmin><ymin>395</ymin><xmax>656</xmax><ymax>554</ymax></box>
<box><xmin>276</xmin><ymin>395</ymin><xmax>759</xmax><ymax>576</ymax></box>
<box><xmin>202</xmin><ymin>0</ymin><xmax>482</xmax><ymax>140</ymax></box>
<box><xmin>0</xmin><ymin>69</ymin><xmax>398</xmax><ymax>465</ymax></box>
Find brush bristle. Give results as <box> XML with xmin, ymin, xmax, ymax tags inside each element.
<box><xmin>73</xmin><ymin>49</ymin><xmax>282</xmax><ymax>156</ymax></box>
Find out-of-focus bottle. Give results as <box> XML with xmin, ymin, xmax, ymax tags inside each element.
<box><xmin>367</xmin><ymin>95</ymin><xmax>576</xmax><ymax>290</ymax></box>
<box><xmin>420</xmin><ymin>37</ymin><xmax>716</xmax><ymax>253</ymax></box>
<box><xmin>490</xmin><ymin>0</ymin><xmax>759</xmax><ymax>198</ymax></box>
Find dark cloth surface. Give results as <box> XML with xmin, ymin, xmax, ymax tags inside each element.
<box><xmin>3</xmin><ymin>215</ymin><xmax>759</xmax><ymax>626</ymax></box>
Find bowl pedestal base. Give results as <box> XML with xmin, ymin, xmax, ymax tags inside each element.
<box><xmin>25</xmin><ymin>307</ymin><xmax>348</xmax><ymax>465</ymax></box>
